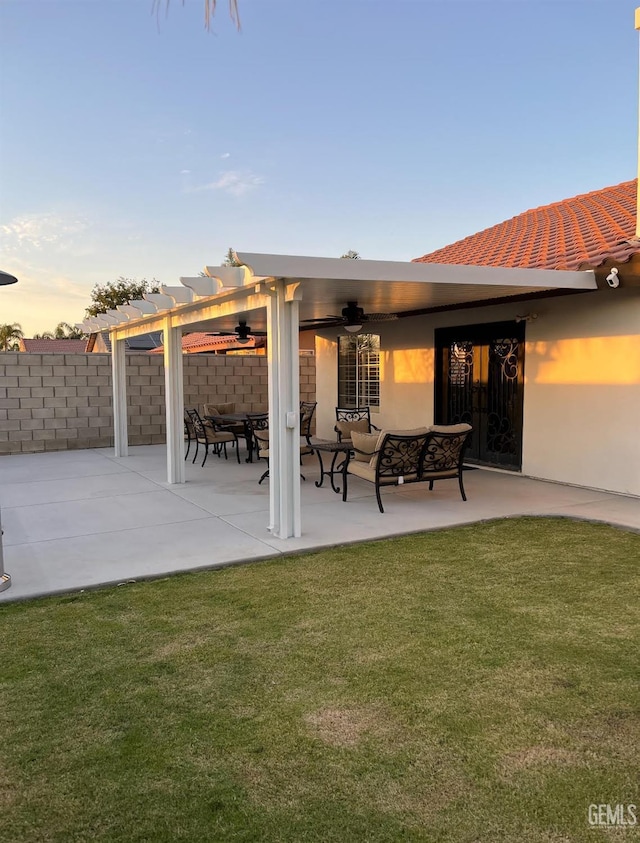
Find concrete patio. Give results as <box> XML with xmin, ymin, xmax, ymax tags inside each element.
<box><xmin>1</xmin><ymin>443</ymin><xmax>639</xmax><ymax>603</ymax></box>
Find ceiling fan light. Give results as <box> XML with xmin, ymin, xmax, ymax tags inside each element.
<box><xmin>344</xmin><ymin>323</ymin><xmax>362</xmax><ymax>333</ymax></box>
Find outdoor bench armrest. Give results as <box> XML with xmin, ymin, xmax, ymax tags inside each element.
<box><xmin>342</xmin><ymin>445</ymin><xmax>380</xmax><ymax>467</ymax></box>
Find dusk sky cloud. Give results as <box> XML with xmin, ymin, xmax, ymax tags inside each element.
<box><xmin>0</xmin><ymin>1</ymin><xmax>638</xmax><ymax>334</ymax></box>
<box><xmin>1</xmin><ymin>212</ymin><xmax>90</xmax><ymax>253</ymax></box>
<box><xmin>192</xmin><ymin>169</ymin><xmax>264</xmax><ymax>197</ymax></box>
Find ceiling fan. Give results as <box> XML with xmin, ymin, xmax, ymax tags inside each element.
<box><xmin>199</xmin><ymin>320</ymin><xmax>266</xmax><ymax>345</ymax></box>
<box><xmin>301</xmin><ymin>301</ymin><xmax>398</xmax><ymax>333</ymax></box>
<box><xmin>231</xmin><ymin>320</ymin><xmax>268</xmax><ymax>344</ymax></box>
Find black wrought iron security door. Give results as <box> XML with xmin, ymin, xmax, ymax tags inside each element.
<box><xmin>435</xmin><ymin>321</ymin><xmax>525</xmax><ymax>470</ymax></box>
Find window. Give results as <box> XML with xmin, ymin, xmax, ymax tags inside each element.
<box><xmin>337</xmin><ymin>334</ymin><xmax>380</xmax><ymax>408</ymax></box>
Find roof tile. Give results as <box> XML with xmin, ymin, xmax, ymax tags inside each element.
<box><xmin>414</xmin><ymin>179</ymin><xmax>640</xmax><ymax>270</ymax></box>
<box><xmin>149</xmin><ymin>332</ymin><xmax>261</xmax><ymax>354</ymax></box>
<box><xmin>19</xmin><ymin>339</ymin><xmax>89</xmax><ymax>353</ymax></box>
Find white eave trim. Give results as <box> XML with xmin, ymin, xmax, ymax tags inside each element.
<box><xmin>235</xmin><ymin>252</ymin><xmax>597</xmax><ymax>291</ymax></box>
<box><xmin>81</xmin><ymin>253</ymin><xmax>597</xmax><ymax>338</ymax></box>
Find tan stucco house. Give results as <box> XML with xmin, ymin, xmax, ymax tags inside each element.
<box><xmin>313</xmin><ymin>179</ymin><xmax>640</xmax><ymax>498</ymax></box>
<box><xmin>78</xmin><ymin>183</ymin><xmax>638</xmax><ymax>538</ymax></box>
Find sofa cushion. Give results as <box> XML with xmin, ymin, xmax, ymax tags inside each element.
<box><xmin>215</xmin><ymin>402</ymin><xmax>235</xmax><ymax>415</ymax></box>
<box><xmin>212</xmin><ymin>430</ymin><xmax>235</xmax><ymax>443</ymax></box>
<box><xmin>423</xmin><ymin>468</ymin><xmax>459</xmax><ymax>479</ymax></box>
<box><xmin>254</xmin><ymin>429</ymin><xmax>270</xmax><ymax>458</ymax></box>
<box><xmin>429</xmin><ymin>423</ymin><xmax>472</xmax><ymax>435</ymax></box>
<box><xmin>347</xmin><ymin>460</ymin><xmax>418</xmax><ymax>485</ymax></box>
<box><xmin>351</xmin><ymin>431</ymin><xmax>379</xmax><ymax>462</ymax></box>
<box><xmin>335</xmin><ymin>418</ymin><xmax>370</xmax><ymax>440</ymax></box>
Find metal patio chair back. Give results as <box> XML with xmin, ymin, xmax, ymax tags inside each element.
<box><xmin>334</xmin><ymin>406</ymin><xmax>379</xmax><ymax>442</ymax></box>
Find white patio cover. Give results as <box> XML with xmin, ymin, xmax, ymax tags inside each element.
<box><xmin>78</xmin><ymin>253</ymin><xmax>596</xmax><ymax>539</ymax></box>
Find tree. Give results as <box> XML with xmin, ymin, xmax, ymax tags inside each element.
<box><xmin>153</xmin><ymin>0</ymin><xmax>241</xmax><ymax>32</ymax></box>
<box><xmin>53</xmin><ymin>322</ymin><xmax>85</xmax><ymax>339</ymax></box>
<box><xmin>340</xmin><ymin>250</ymin><xmax>361</xmax><ymax>259</ymax></box>
<box><xmin>34</xmin><ymin>322</ymin><xmax>86</xmax><ymax>339</ymax></box>
<box><xmin>86</xmin><ymin>277</ymin><xmax>160</xmax><ymax>318</ymax></box>
<box><xmin>0</xmin><ymin>323</ymin><xmax>24</xmax><ymax>351</ymax></box>
<box><xmin>222</xmin><ymin>247</ymin><xmax>241</xmax><ymax>267</ymax></box>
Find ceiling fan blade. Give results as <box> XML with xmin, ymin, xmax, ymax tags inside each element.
<box><xmin>362</xmin><ymin>313</ymin><xmax>399</xmax><ymax>322</ymax></box>
<box><xmin>301</xmin><ymin>317</ymin><xmax>343</xmax><ymax>324</ymax></box>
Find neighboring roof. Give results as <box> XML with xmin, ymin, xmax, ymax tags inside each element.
<box><xmin>19</xmin><ymin>338</ymin><xmax>88</xmax><ymax>353</ymax></box>
<box><xmin>91</xmin><ymin>331</ymin><xmax>164</xmax><ymax>353</ymax></box>
<box><xmin>414</xmin><ymin>179</ymin><xmax>640</xmax><ymax>271</ymax></box>
<box><xmin>149</xmin><ymin>331</ymin><xmax>263</xmax><ymax>354</ymax></box>
<box><xmin>128</xmin><ymin>332</ymin><xmax>163</xmax><ymax>350</ymax></box>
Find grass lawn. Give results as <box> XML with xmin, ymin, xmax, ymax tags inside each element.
<box><xmin>1</xmin><ymin>517</ymin><xmax>639</xmax><ymax>842</ymax></box>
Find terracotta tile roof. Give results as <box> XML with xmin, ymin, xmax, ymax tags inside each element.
<box><xmin>149</xmin><ymin>332</ymin><xmax>262</xmax><ymax>354</ymax></box>
<box><xmin>414</xmin><ymin>179</ymin><xmax>640</xmax><ymax>271</ymax></box>
<box><xmin>19</xmin><ymin>339</ymin><xmax>89</xmax><ymax>353</ymax></box>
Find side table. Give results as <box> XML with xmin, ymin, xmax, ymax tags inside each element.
<box><xmin>311</xmin><ymin>439</ymin><xmax>353</xmax><ymax>493</ymax></box>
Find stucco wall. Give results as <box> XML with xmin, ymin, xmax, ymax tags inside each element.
<box><xmin>0</xmin><ymin>352</ymin><xmax>316</xmax><ymax>455</ymax></box>
<box><xmin>314</xmin><ymin>288</ymin><xmax>640</xmax><ymax>497</ymax></box>
<box><xmin>521</xmin><ymin>289</ymin><xmax>640</xmax><ymax>496</ymax></box>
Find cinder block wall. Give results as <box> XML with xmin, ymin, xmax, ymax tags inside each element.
<box><xmin>0</xmin><ymin>352</ymin><xmax>316</xmax><ymax>455</ymax></box>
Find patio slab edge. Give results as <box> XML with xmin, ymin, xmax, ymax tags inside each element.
<box><xmin>2</xmin><ymin>511</ymin><xmax>637</xmax><ymax>605</ymax></box>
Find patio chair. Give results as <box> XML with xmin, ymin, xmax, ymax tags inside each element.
<box><xmin>334</xmin><ymin>406</ymin><xmax>379</xmax><ymax>443</ymax></box>
<box><xmin>185</xmin><ymin>409</ymin><xmax>239</xmax><ymax>467</ymax></box>
<box><xmin>184</xmin><ymin>410</ymin><xmax>196</xmax><ymax>461</ymax></box>
<box><xmin>203</xmin><ymin>403</ymin><xmax>243</xmax><ymax>454</ymax></box>
<box><xmin>299</xmin><ymin>401</ymin><xmax>317</xmax><ymax>455</ymax></box>
<box><xmin>205</xmin><ymin>401</ymin><xmax>235</xmax><ymax>415</ymax></box>
<box><xmin>247</xmin><ymin>411</ymin><xmax>311</xmax><ymax>485</ymax></box>
<box><xmin>246</xmin><ymin>412</ymin><xmax>271</xmax><ymax>484</ymax></box>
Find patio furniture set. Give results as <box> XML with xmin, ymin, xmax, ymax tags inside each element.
<box><xmin>184</xmin><ymin>403</ymin><xmax>472</xmax><ymax>513</ymax></box>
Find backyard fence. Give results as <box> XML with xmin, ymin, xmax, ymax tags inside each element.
<box><xmin>0</xmin><ymin>352</ymin><xmax>316</xmax><ymax>455</ymax></box>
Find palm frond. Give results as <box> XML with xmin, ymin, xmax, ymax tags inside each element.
<box><xmin>151</xmin><ymin>0</ymin><xmax>241</xmax><ymax>31</ymax></box>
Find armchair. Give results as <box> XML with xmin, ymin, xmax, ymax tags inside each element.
<box><xmin>334</xmin><ymin>406</ymin><xmax>379</xmax><ymax>443</ymax></box>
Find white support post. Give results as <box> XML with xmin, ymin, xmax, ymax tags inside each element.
<box><xmin>285</xmin><ymin>291</ymin><xmax>301</xmax><ymax>537</ymax></box>
<box><xmin>112</xmin><ymin>335</ymin><xmax>128</xmax><ymax>457</ymax></box>
<box><xmin>266</xmin><ymin>286</ymin><xmax>281</xmax><ymax>534</ymax></box>
<box><xmin>266</xmin><ymin>280</ymin><xmax>302</xmax><ymax>539</ymax></box>
<box><xmin>163</xmin><ymin>316</ymin><xmax>185</xmax><ymax>484</ymax></box>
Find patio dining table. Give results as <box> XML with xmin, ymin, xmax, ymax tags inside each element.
<box><xmin>206</xmin><ymin>412</ymin><xmax>257</xmax><ymax>463</ymax></box>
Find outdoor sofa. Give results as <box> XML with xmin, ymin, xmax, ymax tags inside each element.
<box><xmin>341</xmin><ymin>423</ymin><xmax>472</xmax><ymax>513</ymax></box>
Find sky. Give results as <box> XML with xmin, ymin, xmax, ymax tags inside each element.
<box><xmin>1</xmin><ymin>0</ymin><xmax>639</xmax><ymax>336</ymax></box>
